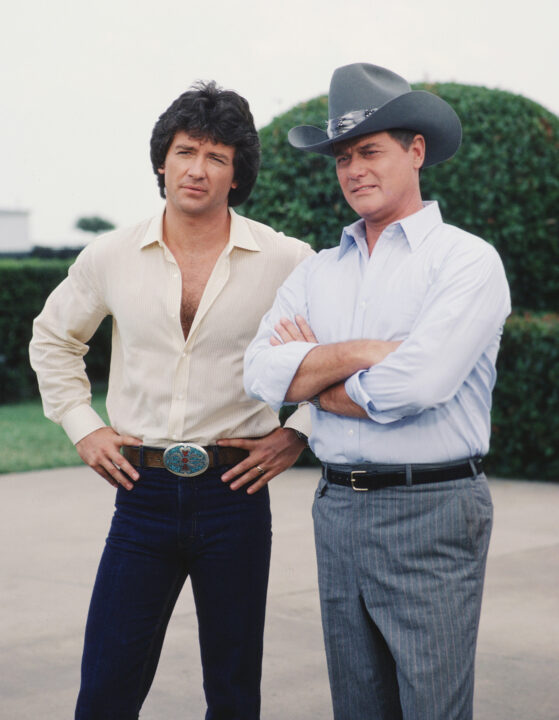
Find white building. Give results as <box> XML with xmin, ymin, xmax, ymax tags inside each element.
<box><xmin>0</xmin><ymin>209</ymin><xmax>31</xmax><ymax>253</ymax></box>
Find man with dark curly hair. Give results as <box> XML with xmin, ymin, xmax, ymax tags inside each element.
<box><xmin>30</xmin><ymin>81</ymin><xmax>312</xmax><ymax>720</ymax></box>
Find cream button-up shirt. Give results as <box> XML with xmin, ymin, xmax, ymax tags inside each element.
<box><xmin>30</xmin><ymin>208</ymin><xmax>313</xmax><ymax>446</ymax></box>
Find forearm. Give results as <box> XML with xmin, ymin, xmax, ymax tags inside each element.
<box><xmin>285</xmin><ymin>339</ymin><xmax>400</xmax><ymax>402</ymax></box>
<box><xmin>318</xmin><ymin>382</ymin><xmax>368</xmax><ymax>418</ymax></box>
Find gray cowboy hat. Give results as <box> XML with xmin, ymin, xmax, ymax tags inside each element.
<box><xmin>288</xmin><ymin>63</ymin><xmax>462</xmax><ymax>167</ymax></box>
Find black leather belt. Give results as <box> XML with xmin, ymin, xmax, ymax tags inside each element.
<box><xmin>324</xmin><ymin>457</ymin><xmax>483</xmax><ymax>491</ymax></box>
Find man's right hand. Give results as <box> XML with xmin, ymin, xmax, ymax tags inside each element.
<box><xmin>75</xmin><ymin>427</ymin><xmax>142</xmax><ymax>490</ymax></box>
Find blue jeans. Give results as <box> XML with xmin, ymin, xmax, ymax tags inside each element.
<box><xmin>75</xmin><ymin>466</ymin><xmax>272</xmax><ymax>720</ymax></box>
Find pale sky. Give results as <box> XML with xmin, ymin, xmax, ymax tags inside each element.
<box><xmin>1</xmin><ymin>0</ymin><xmax>558</xmax><ymax>245</ymax></box>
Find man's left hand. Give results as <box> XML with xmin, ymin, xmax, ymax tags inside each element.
<box><xmin>270</xmin><ymin>314</ymin><xmax>318</xmax><ymax>345</ymax></box>
<box><xmin>218</xmin><ymin>427</ymin><xmax>306</xmax><ymax>494</ymax></box>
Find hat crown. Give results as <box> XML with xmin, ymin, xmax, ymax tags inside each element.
<box><xmin>288</xmin><ymin>61</ymin><xmax>462</xmax><ymax>168</ymax></box>
<box><xmin>328</xmin><ymin>63</ymin><xmax>412</xmax><ymax>120</ymax></box>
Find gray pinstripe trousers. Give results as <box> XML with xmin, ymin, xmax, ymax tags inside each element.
<box><xmin>312</xmin><ymin>472</ymin><xmax>493</xmax><ymax>720</ymax></box>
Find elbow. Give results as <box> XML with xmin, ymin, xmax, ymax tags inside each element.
<box><xmin>398</xmin><ymin>375</ymin><xmax>453</xmax><ymax>413</ymax></box>
<box><xmin>284</xmin><ymin>382</ymin><xmax>305</xmax><ymax>403</ymax></box>
<box><xmin>242</xmin><ymin>366</ymin><xmax>259</xmax><ymax>402</ymax></box>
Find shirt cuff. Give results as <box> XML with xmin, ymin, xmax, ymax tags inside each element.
<box><xmin>247</xmin><ymin>341</ymin><xmax>317</xmax><ymax>411</ymax></box>
<box><xmin>283</xmin><ymin>402</ymin><xmax>312</xmax><ymax>438</ymax></box>
<box><xmin>345</xmin><ymin>371</ymin><xmax>403</xmax><ymax>424</ymax></box>
<box><xmin>61</xmin><ymin>404</ymin><xmax>108</xmax><ymax>445</ymax></box>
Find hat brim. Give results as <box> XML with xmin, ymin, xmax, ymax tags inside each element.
<box><xmin>288</xmin><ymin>91</ymin><xmax>461</xmax><ymax>167</ymax></box>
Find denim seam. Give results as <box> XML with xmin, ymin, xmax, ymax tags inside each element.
<box><xmin>133</xmin><ymin>568</ymin><xmax>186</xmax><ymax>715</ymax></box>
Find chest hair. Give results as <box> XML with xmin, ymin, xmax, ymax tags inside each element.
<box><xmin>177</xmin><ymin>255</ymin><xmax>218</xmax><ymax>340</ymax></box>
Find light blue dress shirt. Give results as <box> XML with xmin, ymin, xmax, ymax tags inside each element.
<box><xmin>244</xmin><ymin>202</ymin><xmax>511</xmax><ymax>465</ymax></box>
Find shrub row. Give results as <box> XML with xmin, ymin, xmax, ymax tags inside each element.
<box><xmin>2</xmin><ymin>257</ymin><xmax>556</xmax><ymax>479</ymax></box>
<box><xmin>486</xmin><ymin>312</ymin><xmax>559</xmax><ymax>480</ymax></box>
<box><xmin>0</xmin><ymin>259</ymin><xmax>110</xmax><ymax>404</ymax></box>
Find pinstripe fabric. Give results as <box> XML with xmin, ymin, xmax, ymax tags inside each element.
<box><xmin>312</xmin><ymin>473</ymin><xmax>493</xmax><ymax>720</ymax></box>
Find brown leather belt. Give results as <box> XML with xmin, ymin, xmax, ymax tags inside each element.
<box><xmin>122</xmin><ymin>445</ymin><xmax>248</xmax><ymax>475</ymax></box>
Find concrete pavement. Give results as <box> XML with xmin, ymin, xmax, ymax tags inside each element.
<box><xmin>1</xmin><ymin>466</ymin><xmax>558</xmax><ymax>719</ymax></box>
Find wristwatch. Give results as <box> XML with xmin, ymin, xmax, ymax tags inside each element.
<box><xmin>310</xmin><ymin>394</ymin><xmax>323</xmax><ymax>411</ymax></box>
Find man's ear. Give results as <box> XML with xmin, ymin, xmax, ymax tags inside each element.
<box><xmin>158</xmin><ymin>166</ymin><xmax>165</xmax><ymax>175</ymax></box>
<box><xmin>411</xmin><ymin>135</ymin><xmax>426</xmax><ymax>169</ymax></box>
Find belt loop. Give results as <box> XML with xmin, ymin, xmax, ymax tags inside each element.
<box><xmin>139</xmin><ymin>445</ymin><xmax>144</xmax><ymax>468</ymax></box>
<box><xmin>468</xmin><ymin>457</ymin><xmax>478</xmax><ymax>479</ymax></box>
<box><xmin>211</xmin><ymin>446</ymin><xmax>220</xmax><ymax>466</ymax></box>
<box><xmin>405</xmin><ymin>464</ymin><xmax>412</xmax><ymax>486</ymax></box>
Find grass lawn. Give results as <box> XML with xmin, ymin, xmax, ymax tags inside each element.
<box><xmin>0</xmin><ymin>393</ymin><xmax>109</xmax><ymax>474</ymax></box>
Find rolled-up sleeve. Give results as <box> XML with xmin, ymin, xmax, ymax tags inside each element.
<box><xmin>244</xmin><ymin>256</ymin><xmax>316</xmax><ymax>411</ymax></box>
<box><xmin>345</xmin><ymin>242</ymin><xmax>511</xmax><ymax>422</ymax></box>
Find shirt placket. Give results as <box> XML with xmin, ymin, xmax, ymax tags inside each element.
<box><xmin>351</xmin><ymin>232</ymin><xmax>392</xmax><ymax>457</ymax></box>
<box><xmin>166</xmin><ymin>257</ymin><xmax>190</xmax><ymax>442</ymax></box>
<box><xmin>344</xmin><ymin>246</ymin><xmax>371</xmax><ymax>459</ymax></box>
<box><xmin>166</xmin><ymin>248</ymin><xmax>232</xmax><ymax>442</ymax></box>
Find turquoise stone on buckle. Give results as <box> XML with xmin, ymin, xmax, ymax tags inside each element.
<box><xmin>163</xmin><ymin>443</ymin><xmax>210</xmax><ymax>477</ymax></box>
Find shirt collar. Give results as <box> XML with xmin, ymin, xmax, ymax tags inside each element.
<box><xmin>139</xmin><ymin>207</ymin><xmax>261</xmax><ymax>253</ymax></box>
<box><xmin>226</xmin><ymin>208</ymin><xmax>261</xmax><ymax>253</ymax></box>
<box><xmin>140</xmin><ymin>210</ymin><xmax>165</xmax><ymax>249</ymax></box>
<box><xmin>338</xmin><ymin>201</ymin><xmax>443</xmax><ymax>259</ymax></box>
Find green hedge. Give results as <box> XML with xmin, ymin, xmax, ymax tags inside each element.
<box><xmin>0</xmin><ymin>258</ymin><xmax>111</xmax><ymax>403</ymax></box>
<box><xmin>1</xmin><ymin>259</ymin><xmax>557</xmax><ymax>479</ymax></box>
<box><xmin>486</xmin><ymin>312</ymin><xmax>559</xmax><ymax>479</ymax></box>
<box><xmin>241</xmin><ymin>84</ymin><xmax>559</xmax><ymax>312</ymax></box>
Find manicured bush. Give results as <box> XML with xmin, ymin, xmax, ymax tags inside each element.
<box><xmin>241</xmin><ymin>84</ymin><xmax>559</xmax><ymax>311</ymax></box>
<box><xmin>239</xmin><ymin>86</ymin><xmax>559</xmax><ymax>480</ymax></box>
<box><xmin>0</xmin><ymin>259</ymin><xmax>110</xmax><ymax>403</ymax></box>
<box><xmin>486</xmin><ymin>312</ymin><xmax>559</xmax><ymax>480</ymax></box>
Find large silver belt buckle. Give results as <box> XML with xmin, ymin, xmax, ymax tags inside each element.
<box><xmin>163</xmin><ymin>443</ymin><xmax>210</xmax><ymax>477</ymax></box>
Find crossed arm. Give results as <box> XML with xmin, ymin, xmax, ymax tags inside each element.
<box><xmin>271</xmin><ymin>315</ymin><xmax>401</xmax><ymax>418</ymax></box>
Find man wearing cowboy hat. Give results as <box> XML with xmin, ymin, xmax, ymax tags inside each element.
<box><xmin>244</xmin><ymin>63</ymin><xmax>511</xmax><ymax>720</ymax></box>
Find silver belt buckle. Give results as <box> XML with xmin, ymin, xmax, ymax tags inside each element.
<box><xmin>350</xmin><ymin>470</ymin><xmax>368</xmax><ymax>491</ymax></box>
<box><xmin>163</xmin><ymin>443</ymin><xmax>210</xmax><ymax>477</ymax></box>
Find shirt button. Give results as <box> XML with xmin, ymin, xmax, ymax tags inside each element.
<box><xmin>348</xmin><ymin>429</ymin><xmax>354</xmax><ymax>436</ymax></box>
<box><xmin>360</xmin><ymin>301</ymin><xmax>366</xmax><ymax>309</ymax></box>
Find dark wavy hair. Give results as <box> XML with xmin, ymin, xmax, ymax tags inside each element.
<box><xmin>150</xmin><ymin>81</ymin><xmax>260</xmax><ymax>207</ymax></box>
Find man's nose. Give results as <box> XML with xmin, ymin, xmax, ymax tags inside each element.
<box><xmin>347</xmin><ymin>156</ymin><xmax>366</xmax><ymax>179</ymax></box>
<box><xmin>187</xmin><ymin>155</ymin><xmax>206</xmax><ymax>178</ymax></box>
